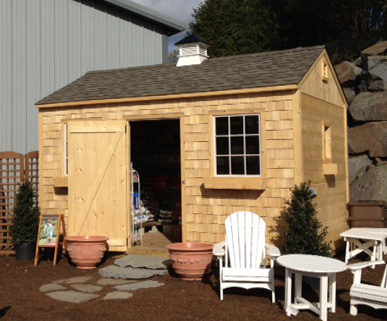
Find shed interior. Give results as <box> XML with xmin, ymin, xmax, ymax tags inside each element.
<box><xmin>130</xmin><ymin>120</ymin><xmax>182</xmax><ymax>245</ymax></box>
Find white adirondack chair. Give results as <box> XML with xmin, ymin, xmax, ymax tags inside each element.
<box><xmin>213</xmin><ymin>211</ymin><xmax>280</xmax><ymax>302</ymax></box>
<box><xmin>348</xmin><ymin>260</ymin><xmax>387</xmax><ymax>315</ymax></box>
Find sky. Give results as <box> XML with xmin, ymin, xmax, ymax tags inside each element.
<box><xmin>130</xmin><ymin>0</ymin><xmax>204</xmax><ymax>51</ymax></box>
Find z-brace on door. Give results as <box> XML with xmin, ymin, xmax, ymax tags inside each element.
<box><xmin>68</xmin><ymin>120</ymin><xmax>129</xmax><ymax>251</ymax></box>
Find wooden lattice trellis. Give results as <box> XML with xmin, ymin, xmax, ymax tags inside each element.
<box><xmin>0</xmin><ymin>151</ymin><xmax>39</xmax><ymax>255</ymax></box>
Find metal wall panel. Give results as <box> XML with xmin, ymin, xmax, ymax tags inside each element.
<box><xmin>26</xmin><ymin>1</ymin><xmax>42</xmax><ymax>151</ymax></box>
<box><xmin>11</xmin><ymin>0</ymin><xmax>27</xmax><ymax>153</ymax></box>
<box><xmin>54</xmin><ymin>0</ymin><xmax>69</xmax><ymax>90</ymax></box>
<box><xmin>40</xmin><ymin>0</ymin><xmax>56</xmax><ymax>99</ymax></box>
<box><xmin>81</xmin><ymin>0</ymin><xmax>95</xmax><ymax>74</ymax></box>
<box><xmin>106</xmin><ymin>6</ymin><xmax>121</xmax><ymax>68</ymax></box>
<box><xmin>0</xmin><ymin>1</ymin><xmax>12</xmax><ymax>150</ymax></box>
<box><xmin>0</xmin><ymin>0</ymin><xmax>171</xmax><ymax>153</ymax></box>
<box><xmin>119</xmin><ymin>13</ymin><xmax>130</xmax><ymax>67</ymax></box>
<box><xmin>94</xmin><ymin>5</ymin><xmax>108</xmax><ymax>70</ymax></box>
<box><xmin>68</xmin><ymin>0</ymin><xmax>82</xmax><ymax>83</ymax></box>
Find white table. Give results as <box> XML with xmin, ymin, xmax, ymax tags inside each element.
<box><xmin>277</xmin><ymin>254</ymin><xmax>347</xmax><ymax>321</ymax></box>
<box><xmin>340</xmin><ymin>228</ymin><xmax>387</xmax><ymax>264</ymax></box>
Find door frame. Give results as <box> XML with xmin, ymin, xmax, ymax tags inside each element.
<box><xmin>126</xmin><ymin>114</ymin><xmax>186</xmax><ymax>243</ymax></box>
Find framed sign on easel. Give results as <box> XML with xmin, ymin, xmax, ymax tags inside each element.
<box><xmin>34</xmin><ymin>214</ymin><xmax>66</xmax><ymax>267</ymax></box>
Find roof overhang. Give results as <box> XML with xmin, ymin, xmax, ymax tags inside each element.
<box><xmin>103</xmin><ymin>0</ymin><xmax>187</xmax><ymax>35</ymax></box>
<box><xmin>36</xmin><ymin>85</ymin><xmax>299</xmax><ymax>109</ymax></box>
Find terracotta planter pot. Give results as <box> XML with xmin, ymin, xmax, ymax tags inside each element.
<box><xmin>166</xmin><ymin>242</ymin><xmax>213</xmax><ymax>280</ymax></box>
<box><xmin>65</xmin><ymin>236</ymin><xmax>109</xmax><ymax>270</ymax></box>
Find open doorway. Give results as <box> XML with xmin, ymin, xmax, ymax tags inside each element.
<box><xmin>130</xmin><ymin>119</ymin><xmax>182</xmax><ymax>248</ymax></box>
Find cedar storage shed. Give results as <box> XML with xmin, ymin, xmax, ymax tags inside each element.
<box><xmin>37</xmin><ymin>43</ymin><xmax>349</xmax><ymax>252</ymax></box>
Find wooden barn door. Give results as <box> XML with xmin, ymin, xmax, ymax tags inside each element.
<box><xmin>68</xmin><ymin>120</ymin><xmax>129</xmax><ymax>252</ymax></box>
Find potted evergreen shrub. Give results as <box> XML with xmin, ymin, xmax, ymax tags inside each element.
<box><xmin>10</xmin><ymin>181</ymin><xmax>40</xmax><ymax>260</ymax></box>
<box><xmin>282</xmin><ymin>181</ymin><xmax>331</xmax><ymax>256</ymax></box>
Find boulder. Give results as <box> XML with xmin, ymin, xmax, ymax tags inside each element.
<box><xmin>348</xmin><ymin>121</ymin><xmax>387</xmax><ymax>157</ymax></box>
<box><xmin>350</xmin><ymin>164</ymin><xmax>387</xmax><ymax>203</ymax></box>
<box><xmin>367</xmin><ymin>73</ymin><xmax>385</xmax><ymax>91</ymax></box>
<box><xmin>362</xmin><ymin>41</ymin><xmax>387</xmax><ymax>56</ymax></box>
<box><xmin>375</xmin><ymin>158</ymin><xmax>387</xmax><ymax>166</ymax></box>
<box><xmin>343</xmin><ymin>87</ymin><xmax>356</xmax><ymax>105</ymax></box>
<box><xmin>348</xmin><ymin>154</ymin><xmax>373</xmax><ymax>184</ymax></box>
<box><xmin>349</xmin><ymin>92</ymin><xmax>387</xmax><ymax>121</ymax></box>
<box><xmin>334</xmin><ymin>61</ymin><xmax>362</xmax><ymax>84</ymax></box>
<box><xmin>368</xmin><ymin>56</ymin><xmax>387</xmax><ymax>87</ymax></box>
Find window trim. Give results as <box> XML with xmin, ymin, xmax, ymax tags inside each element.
<box><xmin>321</xmin><ymin>59</ymin><xmax>329</xmax><ymax>82</ymax></box>
<box><xmin>214</xmin><ymin>114</ymin><xmax>262</xmax><ymax>177</ymax></box>
<box><xmin>204</xmin><ymin>109</ymin><xmax>266</xmax><ymax>190</ymax></box>
<box><xmin>322</xmin><ymin>122</ymin><xmax>338</xmax><ymax>175</ymax></box>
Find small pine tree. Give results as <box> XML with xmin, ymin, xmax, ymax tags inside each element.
<box><xmin>10</xmin><ymin>181</ymin><xmax>40</xmax><ymax>246</ymax></box>
<box><xmin>282</xmin><ymin>181</ymin><xmax>331</xmax><ymax>256</ymax></box>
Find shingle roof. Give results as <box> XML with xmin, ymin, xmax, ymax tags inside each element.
<box><xmin>37</xmin><ymin>45</ymin><xmax>325</xmax><ymax>106</ymax></box>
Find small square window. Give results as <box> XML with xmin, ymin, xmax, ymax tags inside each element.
<box><xmin>216</xmin><ymin>137</ymin><xmax>229</xmax><ymax>155</ymax></box>
<box><xmin>214</xmin><ymin>114</ymin><xmax>261</xmax><ymax>176</ymax></box>
<box><xmin>215</xmin><ymin>117</ymin><xmax>228</xmax><ymax>135</ymax></box>
<box><xmin>216</xmin><ymin>156</ymin><xmax>229</xmax><ymax>175</ymax></box>
<box><xmin>230</xmin><ymin>116</ymin><xmax>243</xmax><ymax>134</ymax></box>
<box><xmin>323</xmin><ymin>125</ymin><xmax>332</xmax><ymax>161</ymax></box>
<box><xmin>322</xmin><ymin>59</ymin><xmax>329</xmax><ymax>82</ymax></box>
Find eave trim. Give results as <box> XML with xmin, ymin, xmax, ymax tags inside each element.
<box><xmin>36</xmin><ymin>85</ymin><xmax>299</xmax><ymax>109</ymax></box>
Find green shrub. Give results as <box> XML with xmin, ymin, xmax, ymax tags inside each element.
<box><xmin>10</xmin><ymin>181</ymin><xmax>40</xmax><ymax>246</ymax></box>
<box><xmin>282</xmin><ymin>181</ymin><xmax>331</xmax><ymax>256</ymax></box>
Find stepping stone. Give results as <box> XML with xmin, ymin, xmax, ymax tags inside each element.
<box><xmin>71</xmin><ymin>284</ymin><xmax>103</xmax><ymax>293</ymax></box>
<box><xmin>61</xmin><ymin>276</ymin><xmax>92</xmax><ymax>284</ymax></box>
<box><xmin>99</xmin><ymin>265</ymin><xmax>168</xmax><ymax>280</ymax></box>
<box><xmin>97</xmin><ymin>278</ymin><xmax>135</xmax><ymax>286</ymax></box>
<box><xmin>115</xmin><ymin>255</ymin><xmax>169</xmax><ymax>270</ymax></box>
<box><xmin>46</xmin><ymin>290</ymin><xmax>99</xmax><ymax>303</ymax></box>
<box><xmin>39</xmin><ymin>283</ymin><xmax>66</xmax><ymax>293</ymax></box>
<box><xmin>115</xmin><ymin>280</ymin><xmax>164</xmax><ymax>291</ymax></box>
<box><xmin>103</xmin><ymin>291</ymin><xmax>133</xmax><ymax>300</ymax></box>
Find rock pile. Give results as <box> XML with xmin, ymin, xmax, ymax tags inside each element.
<box><xmin>335</xmin><ymin>41</ymin><xmax>387</xmax><ymax>203</ymax></box>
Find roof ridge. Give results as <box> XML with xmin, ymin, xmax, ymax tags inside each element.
<box><xmin>207</xmin><ymin>45</ymin><xmax>326</xmax><ymax>61</ymax></box>
<box><xmin>85</xmin><ymin>45</ymin><xmax>326</xmax><ymax>76</ymax></box>
<box><xmin>86</xmin><ymin>62</ymin><xmax>176</xmax><ymax>75</ymax></box>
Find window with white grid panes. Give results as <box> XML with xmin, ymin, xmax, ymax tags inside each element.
<box><xmin>215</xmin><ymin>115</ymin><xmax>261</xmax><ymax>176</ymax></box>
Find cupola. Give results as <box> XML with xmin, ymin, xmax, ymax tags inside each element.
<box><xmin>175</xmin><ymin>34</ymin><xmax>209</xmax><ymax>67</ymax></box>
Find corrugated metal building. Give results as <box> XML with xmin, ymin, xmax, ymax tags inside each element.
<box><xmin>0</xmin><ymin>0</ymin><xmax>185</xmax><ymax>153</ymax></box>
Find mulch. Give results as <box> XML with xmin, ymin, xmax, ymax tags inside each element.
<box><xmin>0</xmin><ymin>252</ymin><xmax>385</xmax><ymax>321</ymax></box>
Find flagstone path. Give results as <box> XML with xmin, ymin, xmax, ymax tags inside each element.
<box><xmin>39</xmin><ymin>255</ymin><xmax>170</xmax><ymax>303</ymax></box>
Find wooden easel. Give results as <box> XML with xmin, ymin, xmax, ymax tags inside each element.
<box><xmin>34</xmin><ymin>214</ymin><xmax>66</xmax><ymax>267</ymax></box>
